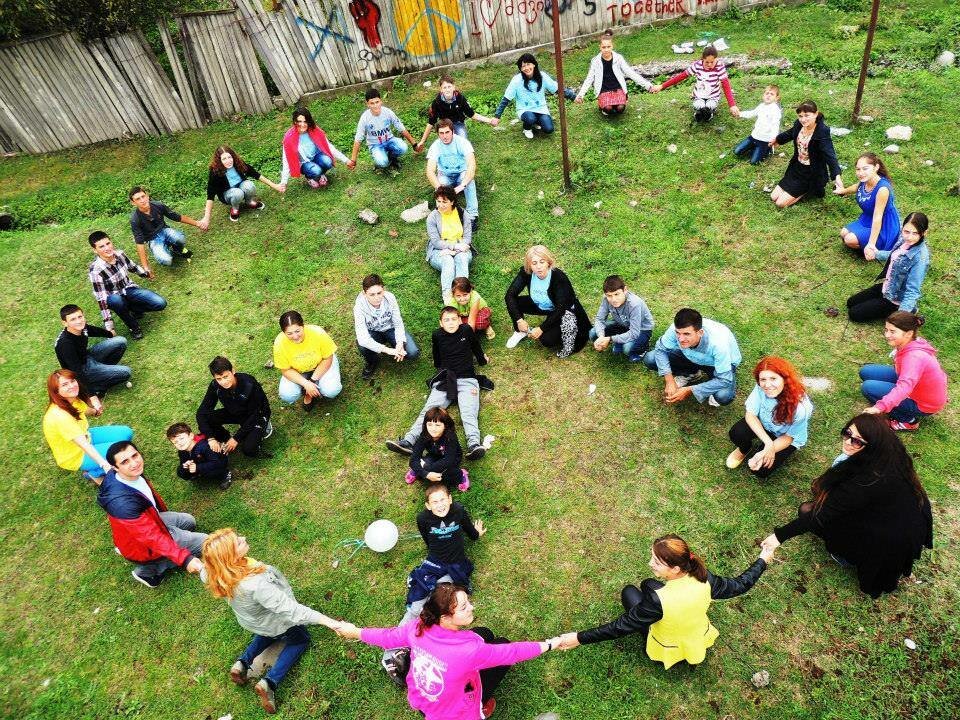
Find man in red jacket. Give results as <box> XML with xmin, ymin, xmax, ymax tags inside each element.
<box><xmin>97</xmin><ymin>441</ymin><xmax>206</xmax><ymax>588</ymax></box>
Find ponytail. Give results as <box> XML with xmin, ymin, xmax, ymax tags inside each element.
<box><xmin>416</xmin><ymin>583</ymin><xmax>466</xmax><ymax>636</ymax></box>
<box><xmin>652</xmin><ymin>534</ymin><xmax>708</xmax><ymax>583</ymax></box>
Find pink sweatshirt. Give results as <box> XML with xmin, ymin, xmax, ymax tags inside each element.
<box><xmin>876</xmin><ymin>338</ymin><xmax>948</xmax><ymax>414</ymax></box>
<box><xmin>361</xmin><ymin>623</ymin><xmax>543</xmax><ymax>720</ymax></box>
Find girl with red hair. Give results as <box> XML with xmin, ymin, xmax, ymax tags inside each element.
<box><xmin>726</xmin><ymin>356</ymin><xmax>813</xmax><ymax>478</ymax></box>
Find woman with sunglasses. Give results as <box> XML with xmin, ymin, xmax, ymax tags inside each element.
<box><xmin>762</xmin><ymin>413</ymin><xmax>932</xmax><ymax>598</ymax></box>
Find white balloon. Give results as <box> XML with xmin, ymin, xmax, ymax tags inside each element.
<box><xmin>364</xmin><ymin>520</ymin><xmax>399</xmax><ymax>553</ymax></box>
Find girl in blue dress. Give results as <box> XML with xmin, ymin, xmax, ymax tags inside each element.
<box><xmin>836</xmin><ymin>152</ymin><xmax>901</xmax><ymax>259</ymax></box>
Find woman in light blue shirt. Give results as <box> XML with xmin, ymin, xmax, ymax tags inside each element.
<box><xmin>726</xmin><ymin>356</ymin><xmax>813</xmax><ymax>478</ymax></box>
<box><xmin>493</xmin><ymin>53</ymin><xmax>575</xmax><ymax>140</ymax></box>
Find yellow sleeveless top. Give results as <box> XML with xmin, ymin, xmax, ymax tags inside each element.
<box><xmin>646</xmin><ymin>574</ymin><xmax>719</xmax><ymax>668</ymax></box>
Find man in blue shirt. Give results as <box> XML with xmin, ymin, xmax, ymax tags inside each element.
<box><xmin>427</xmin><ymin>119</ymin><xmax>478</xmax><ymax>230</ymax></box>
<box><xmin>643</xmin><ymin>307</ymin><xmax>741</xmax><ymax>406</ymax></box>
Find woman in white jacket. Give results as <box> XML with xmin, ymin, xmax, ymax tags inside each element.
<box><xmin>202</xmin><ymin>528</ymin><xmax>341</xmax><ymax>714</ymax></box>
<box><xmin>574</xmin><ymin>30</ymin><xmax>652</xmax><ymax>115</ymax></box>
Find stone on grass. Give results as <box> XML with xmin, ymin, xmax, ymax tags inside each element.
<box><xmin>924</xmin><ymin>159</ymin><xmax>934</xmax><ymax>166</ymax></box>
<box><xmin>400</xmin><ymin>202</ymin><xmax>429</xmax><ymax>223</ymax></box>
<box><xmin>534</xmin><ymin>714</ymin><xmax>559</xmax><ymax>720</ymax></box>
<box><xmin>752</xmin><ymin>670</ymin><xmax>771</xmax><ymax>688</ymax></box>
<box><xmin>423</xmin><ymin>80</ymin><xmax>432</xmax><ymax>87</ymax></box>
<box><xmin>359</xmin><ymin>208</ymin><xmax>379</xmax><ymax>225</ymax></box>
<box><xmin>629</xmin><ymin>200</ymin><xmax>639</xmax><ymax>207</ymax></box>
<box><xmin>839</xmin><ymin>24</ymin><xmax>860</xmax><ymax>36</ymax></box>
<box><xmin>388</xmin><ymin>229</ymin><xmax>399</xmax><ymax>238</ymax></box>
<box><xmin>885</xmin><ymin>125</ymin><xmax>912</xmax><ymax>141</ymax></box>
<box><xmin>904</xmin><ymin>638</ymin><xmax>917</xmax><ymax>650</ymax></box>
<box><xmin>824</xmin><ymin>306</ymin><xmax>840</xmax><ymax>318</ymax></box>
<box><xmin>858</xmin><ymin>115</ymin><xmax>874</xmax><ymax>122</ymax></box>
<box><xmin>667</xmin><ymin>143</ymin><xmax>678</xmax><ymax>154</ymax></box>
<box><xmin>884</xmin><ymin>144</ymin><xmax>900</xmax><ymax>154</ymax></box>
<box><xmin>935</xmin><ymin>50</ymin><xmax>955</xmax><ymax>67</ymax></box>
<box><xmin>551</xmin><ymin>206</ymin><xmax>566</xmax><ymax>217</ymax></box>
<box><xmin>537</xmin><ymin>190</ymin><xmax>545</xmax><ymax>200</ymax></box>
<box><xmin>593</xmin><ymin>201</ymin><xmax>602</xmax><ymax>209</ymax></box>
<box><xmin>830</xmin><ymin>127</ymin><xmax>852</xmax><ymax>137</ymax></box>
<box><xmin>802</xmin><ymin>376</ymin><xmax>834</xmax><ymax>393</ymax></box>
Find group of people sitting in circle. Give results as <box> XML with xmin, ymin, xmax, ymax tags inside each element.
<box><xmin>39</xmin><ymin>27</ymin><xmax>948</xmax><ymax>718</ymax></box>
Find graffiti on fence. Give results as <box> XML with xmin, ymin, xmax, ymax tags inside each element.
<box><xmin>357</xmin><ymin>44</ymin><xmax>410</xmax><ymax>70</ymax></box>
<box><xmin>295</xmin><ymin>7</ymin><xmax>355</xmax><ymax>59</ymax></box>
<box><xmin>544</xmin><ymin>0</ymin><xmax>574</xmax><ymax>19</ymax></box>
<box><xmin>605</xmin><ymin>0</ymin><xmax>685</xmax><ymax>22</ymax></box>
<box><xmin>394</xmin><ymin>0</ymin><xmax>462</xmax><ymax>58</ymax></box>
<box><xmin>348</xmin><ymin>0</ymin><xmax>383</xmax><ymax>47</ymax></box>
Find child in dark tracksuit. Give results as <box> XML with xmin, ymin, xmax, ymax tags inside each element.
<box><xmin>166</xmin><ymin>423</ymin><xmax>231</xmax><ymax>489</ymax></box>
<box><xmin>406</xmin><ymin>406</ymin><xmax>469</xmax><ymax>491</ymax></box>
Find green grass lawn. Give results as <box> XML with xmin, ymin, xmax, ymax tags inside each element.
<box><xmin>1</xmin><ymin>1</ymin><xmax>959</xmax><ymax>718</ymax></box>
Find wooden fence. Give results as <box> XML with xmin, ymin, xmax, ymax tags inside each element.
<box><xmin>0</xmin><ymin>0</ymin><xmax>789</xmax><ymax>154</ymax></box>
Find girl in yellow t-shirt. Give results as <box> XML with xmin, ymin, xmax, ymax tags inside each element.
<box><xmin>42</xmin><ymin>369</ymin><xmax>133</xmax><ymax>484</ymax></box>
<box><xmin>273</xmin><ymin>310</ymin><xmax>342</xmax><ymax>410</ymax></box>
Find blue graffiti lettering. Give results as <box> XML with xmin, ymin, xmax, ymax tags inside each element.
<box><xmin>295</xmin><ymin>9</ymin><xmax>355</xmax><ymax>60</ymax></box>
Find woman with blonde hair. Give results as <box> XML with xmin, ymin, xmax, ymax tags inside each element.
<box><xmin>504</xmin><ymin>244</ymin><xmax>591</xmax><ymax>358</ymax></box>
<box><xmin>557</xmin><ymin>534</ymin><xmax>773</xmax><ymax>667</ymax></box>
<box><xmin>201</xmin><ymin>528</ymin><xmax>340</xmax><ymax>714</ymax></box>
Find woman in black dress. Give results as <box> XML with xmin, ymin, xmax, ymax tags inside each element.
<box><xmin>762</xmin><ymin>413</ymin><xmax>932</xmax><ymax>598</ymax></box>
<box><xmin>769</xmin><ymin>99</ymin><xmax>844</xmax><ymax>208</ymax></box>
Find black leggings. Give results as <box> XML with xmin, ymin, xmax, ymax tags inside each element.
<box><xmin>471</xmin><ymin>626</ymin><xmax>511</xmax><ymax>702</ymax></box>
<box><xmin>728</xmin><ymin>418</ymin><xmax>797</xmax><ymax>479</ymax></box>
<box><xmin>847</xmin><ymin>283</ymin><xmax>898</xmax><ymax>323</ymax></box>
<box><xmin>508</xmin><ymin>296</ymin><xmax>580</xmax><ymax>350</ymax></box>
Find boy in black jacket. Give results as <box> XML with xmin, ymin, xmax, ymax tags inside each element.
<box><xmin>386</xmin><ymin>307</ymin><xmax>491</xmax><ymax>460</ymax></box>
<box><xmin>196</xmin><ymin>356</ymin><xmax>272</xmax><ymax>459</ymax></box>
<box><xmin>166</xmin><ymin>423</ymin><xmax>231</xmax><ymax>489</ymax></box>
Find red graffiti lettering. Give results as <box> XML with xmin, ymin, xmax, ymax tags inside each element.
<box><xmin>607</xmin><ymin>0</ymin><xmax>683</xmax><ymax>21</ymax></box>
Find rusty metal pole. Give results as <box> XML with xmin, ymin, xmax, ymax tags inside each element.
<box><xmin>851</xmin><ymin>0</ymin><xmax>881</xmax><ymax>124</ymax></box>
<box><xmin>550</xmin><ymin>2</ymin><xmax>572</xmax><ymax>191</ymax></box>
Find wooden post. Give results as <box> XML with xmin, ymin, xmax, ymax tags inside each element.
<box><xmin>851</xmin><ymin>0</ymin><xmax>880</xmax><ymax>125</ymax></box>
<box><xmin>550</xmin><ymin>1</ymin><xmax>572</xmax><ymax>191</ymax></box>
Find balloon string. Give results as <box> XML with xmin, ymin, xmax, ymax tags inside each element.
<box><xmin>332</xmin><ymin>533</ymin><xmax>422</xmax><ymax>565</ymax></box>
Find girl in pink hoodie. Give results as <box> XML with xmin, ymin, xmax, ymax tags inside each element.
<box><xmin>336</xmin><ymin>583</ymin><xmax>559</xmax><ymax>719</ymax></box>
<box><xmin>860</xmin><ymin>311</ymin><xmax>948</xmax><ymax>431</ymax></box>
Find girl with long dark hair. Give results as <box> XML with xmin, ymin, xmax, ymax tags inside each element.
<box><xmin>835</xmin><ymin>152</ymin><xmax>901</xmax><ymax>257</ymax></box>
<box><xmin>769</xmin><ymin>99</ymin><xmax>843</xmax><ymax>208</ymax></box>
<box><xmin>200</xmin><ymin>145</ymin><xmax>284</xmax><ymax>225</ymax></box>
<box><xmin>493</xmin><ymin>53</ymin><xmax>575</xmax><ymax>139</ymax></box>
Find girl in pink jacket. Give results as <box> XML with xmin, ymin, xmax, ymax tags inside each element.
<box><xmin>860</xmin><ymin>311</ymin><xmax>948</xmax><ymax>431</ymax></box>
<box><xmin>336</xmin><ymin>583</ymin><xmax>559</xmax><ymax>719</ymax></box>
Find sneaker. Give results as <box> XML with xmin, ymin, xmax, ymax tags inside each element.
<box><xmin>556</xmin><ymin>348</ymin><xmax>573</xmax><ymax>359</ymax></box>
<box><xmin>362</xmin><ymin>364</ymin><xmax>376</xmax><ymax>381</ymax></box>
<box><xmin>382</xmin><ymin>648</ymin><xmax>410</xmax><ymax>687</ymax></box>
<box><xmin>466</xmin><ymin>444</ymin><xmax>486</xmax><ymax>461</ymax></box>
<box><xmin>477</xmin><ymin>376</ymin><xmax>495</xmax><ymax>392</ymax></box>
<box><xmin>889</xmin><ymin>419</ymin><xmax>919</xmax><ymax>431</ymax></box>
<box><xmin>317</xmin><ymin>175</ymin><xmax>329</xmax><ymax>188</ymax></box>
<box><xmin>506</xmin><ymin>331</ymin><xmax>527</xmax><ymax>349</ymax></box>
<box><xmin>229</xmin><ymin>208</ymin><xmax>240</xmax><ymax>222</ymax></box>
<box><xmin>673</xmin><ymin>374</ymin><xmax>697</xmax><ymax>388</ymax></box>
<box><xmin>404</xmin><ymin>469</ymin><xmax>417</xmax><ymax>485</ymax></box>
<box><xmin>725</xmin><ymin>449</ymin><xmax>745</xmax><ymax>469</ymax></box>
<box><xmin>307</xmin><ymin>178</ymin><xmax>321</xmax><ymax>189</ymax></box>
<box><xmin>248</xmin><ymin>200</ymin><xmax>265</xmax><ymax>211</ymax></box>
<box><xmin>829</xmin><ymin>552</ymin><xmax>854</xmax><ymax>568</ymax></box>
<box><xmin>131</xmin><ymin>328</ymin><xmax>144</xmax><ymax>341</ymax></box>
<box><xmin>263</xmin><ymin>421</ymin><xmax>274</xmax><ymax>439</ymax></box>
<box><xmin>470</xmin><ymin>216</ymin><xmax>478</xmax><ymax>233</ymax></box>
<box><xmin>458</xmin><ymin>469</ymin><xmax>470</xmax><ymax>492</ymax></box>
<box><xmin>386</xmin><ymin>438</ymin><xmax>414</xmax><ymax>456</ymax></box>
<box><xmin>481</xmin><ymin>697</ymin><xmax>496</xmax><ymax>719</ymax></box>
<box><xmin>523</xmin><ymin>129</ymin><xmax>534</xmax><ymax>140</ymax></box>
<box><xmin>219</xmin><ymin>471</ymin><xmax>233</xmax><ymax>490</ymax></box>
<box><xmin>485</xmin><ymin>326</ymin><xmax>496</xmax><ymax>340</ymax></box>
<box><xmin>600</xmin><ymin>109</ymin><xmax>610</xmax><ymax>116</ymax></box>
<box><xmin>707</xmin><ymin>395</ymin><xmax>721</xmax><ymax>408</ymax></box>
<box><xmin>303</xmin><ymin>397</ymin><xmax>316</xmax><ymax>412</ymax></box>
<box><xmin>131</xmin><ymin>570</ymin><xmax>163</xmax><ymax>589</ymax></box>
<box><xmin>178</xmin><ymin>247</ymin><xmax>193</xmax><ymax>259</ymax></box>
<box><xmin>229</xmin><ymin>660</ymin><xmax>249</xmax><ymax>686</ymax></box>
<box><xmin>254</xmin><ymin>678</ymin><xmax>277</xmax><ymax>714</ymax></box>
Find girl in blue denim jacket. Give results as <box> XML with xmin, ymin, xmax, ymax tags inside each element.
<box><xmin>847</xmin><ymin>212</ymin><xmax>931</xmax><ymax>322</ymax></box>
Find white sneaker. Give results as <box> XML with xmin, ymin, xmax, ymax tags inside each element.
<box><xmin>673</xmin><ymin>374</ymin><xmax>697</xmax><ymax>388</ymax></box>
<box><xmin>707</xmin><ymin>394</ymin><xmax>721</xmax><ymax>407</ymax></box>
<box><xmin>523</xmin><ymin>129</ymin><xmax>534</xmax><ymax>140</ymax></box>
<box><xmin>506</xmin><ymin>331</ymin><xmax>527</xmax><ymax>349</ymax></box>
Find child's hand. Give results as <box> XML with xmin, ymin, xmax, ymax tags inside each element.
<box><xmin>729</xmin><ymin>105</ymin><xmax>740</xmax><ymax>118</ymax></box>
<box><xmin>475</xmin><ymin>520</ymin><xmax>486</xmax><ymax>536</ymax></box>
<box><xmin>864</xmin><ymin>244</ymin><xmax>878</xmax><ymax>261</ymax></box>
<box><xmin>183</xmin><ymin>460</ymin><xmax>197</xmax><ymax>474</ymax></box>
<box><xmin>346</xmin><ymin>159</ymin><xmax>357</xmax><ymax>169</ymax></box>
<box><xmin>650</xmin><ymin>84</ymin><xmax>662</xmax><ymax>93</ymax></box>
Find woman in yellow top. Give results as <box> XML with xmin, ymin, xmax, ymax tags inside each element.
<box><xmin>425</xmin><ymin>185</ymin><xmax>473</xmax><ymax>301</ymax></box>
<box><xmin>273</xmin><ymin>310</ymin><xmax>342</xmax><ymax>410</ymax></box>
<box><xmin>558</xmin><ymin>534</ymin><xmax>773</xmax><ymax>668</ymax></box>
<box><xmin>42</xmin><ymin>369</ymin><xmax>134</xmax><ymax>484</ymax></box>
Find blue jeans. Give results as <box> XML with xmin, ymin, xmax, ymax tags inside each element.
<box><xmin>520</xmin><ymin>111</ymin><xmax>554</xmax><ymax>133</ymax></box>
<box><xmin>239</xmin><ymin>625</ymin><xmax>312</xmax><ymax>690</ymax></box>
<box><xmin>859</xmin><ymin>364</ymin><xmax>929</xmax><ymax>422</ymax></box>
<box><xmin>357</xmin><ymin>328</ymin><xmax>420</xmax><ymax>369</ymax></box>
<box><xmin>80</xmin><ymin>336</ymin><xmax>131</xmax><ymax>395</ymax></box>
<box><xmin>589</xmin><ymin>324</ymin><xmax>651</xmax><ymax>362</ymax></box>
<box><xmin>106</xmin><ymin>286</ymin><xmax>168</xmax><ymax>332</ymax></box>
<box><xmin>149</xmin><ymin>227</ymin><xmax>186</xmax><ymax>266</ymax></box>
<box><xmin>733</xmin><ymin>136</ymin><xmax>771</xmax><ymax>165</ymax></box>
<box><xmin>437</xmin><ymin>170</ymin><xmax>478</xmax><ymax>219</ymax></box>
<box><xmin>428</xmin><ymin>250</ymin><xmax>472</xmax><ymax>299</ymax></box>
<box><xmin>301</xmin><ymin>152</ymin><xmax>333</xmax><ymax>179</ymax></box>
<box><xmin>370</xmin><ymin>138</ymin><xmax>408</xmax><ymax>168</ymax></box>
<box><xmin>452</xmin><ymin>122</ymin><xmax>467</xmax><ymax>138</ymax></box>
<box><xmin>223</xmin><ymin>180</ymin><xmax>258</xmax><ymax>208</ymax></box>
<box><xmin>642</xmin><ymin>349</ymin><xmax>737</xmax><ymax>405</ymax></box>
<box><xmin>278</xmin><ymin>356</ymin><xmax>342</xmax><ymax>403</ymax></box>
<box><xmin>79</xmin><ymin>425</ymin><xmax>134</xmax><ymax>477</ymax></box>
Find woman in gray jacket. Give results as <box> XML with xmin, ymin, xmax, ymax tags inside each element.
<box><xmin>426</xmin><ymin>185</ymin><xmax>474</xmax><ymax>301</ymax></box>
<box><xmin>202</xmin><ymin>528</ymin><xmax>340</xmax><ymax>714</ymax></box>
<box><xmin>574</xmin><ymin>29</ymin><xmax>652</xmax><ymax>115</ymax></box>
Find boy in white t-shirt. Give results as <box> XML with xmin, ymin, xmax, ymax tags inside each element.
<box><xmin>349</xmin><ymin>88</ymin><xmax>420</xmax><ymax>172</ymax></box>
